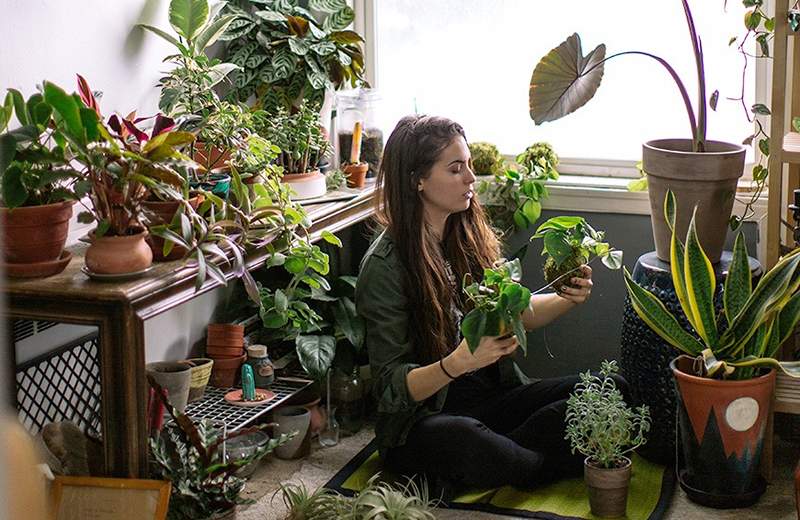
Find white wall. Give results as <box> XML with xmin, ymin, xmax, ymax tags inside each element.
<box><xmin>2</xmin><ymin>0</ymin><xmax>224</xmax><ymax>363</ymax></box>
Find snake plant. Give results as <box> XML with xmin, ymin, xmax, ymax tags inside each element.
<box><xmin>624</xmin><ymin>191</ymin><xmax>800</xmax><ymax>379</ymax></box>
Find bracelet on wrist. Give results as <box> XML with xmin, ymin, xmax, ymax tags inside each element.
<box><xmin>439</xmin><ymin>357</ymin><xmax>457</xmax><ymax>380</ymax></box>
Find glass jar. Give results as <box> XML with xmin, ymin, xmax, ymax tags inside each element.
<box><xmin>335</xmin><ymin>89</ymin><xmax>384</xmax><ymax>177</ymax></box>
<box><xmin>331</xmin><ymin>366</ymin><xmax>365</xmax><ymax>436</ymax></box>
<box><xmin>245</xmin><ymin>345</ymin><xmax>274</xmax><ymax>388</ymax></box>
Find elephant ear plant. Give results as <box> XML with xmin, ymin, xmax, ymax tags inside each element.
<box><xmin>461</xmin><ymin>258</ymin><xmax>532</xmax><ymax>355</ymax></box>
<box><xmin>532</xmin><ymin>216</ymin><xmax>623</xmax><ymax>293</ymax></box>
<box><xmin>624</xmin><ymin>191</ymin><xmax>800</xmax><ymax>379</ymax></box>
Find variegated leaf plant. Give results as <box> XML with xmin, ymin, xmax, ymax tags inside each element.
<box><xmin>624</xmin><ymin>191</ymin><xmax>800</xmax><ymax>379</ymax></box>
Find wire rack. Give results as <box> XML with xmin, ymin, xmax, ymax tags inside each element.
<box><xmin>181</xmin><ymin>377</ymin><xmax>312</xmax><ymax>431</ymax></box>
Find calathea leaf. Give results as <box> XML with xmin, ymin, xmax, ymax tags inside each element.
<box><xmin>295</xmin><ymin>335</ymin><xmax>335</xmax><ymax>380</ymax></box>
<box><xmin>272</xmin><ymin>47</ymin><xmax>298</xmax><ymax>80</ymax></box>
<box><xmin>323</xmin><ymin>6</ymin><xmax>354</xmax><ymax>31</ymax></box>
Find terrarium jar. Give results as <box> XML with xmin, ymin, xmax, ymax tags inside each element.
<box><xmin>335</xmin><ymin>88</ymin><xmax>383</xmax><ymax>177</ymax></box>
<box><xmin>331</xmin><ymin>366</ymin><xmax>365</xmax><ymax>436</ymax></box>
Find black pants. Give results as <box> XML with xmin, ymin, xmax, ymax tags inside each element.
<box><xmin>384</xmin><ymin>373</ymin><xmax>630</xmax><ymax>491</ymax></box>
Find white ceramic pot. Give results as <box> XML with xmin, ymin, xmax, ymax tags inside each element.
<box><xmin>273</xmin><ymin>406</ymin><xmax>311</xmax><ymax>459</ymax></box>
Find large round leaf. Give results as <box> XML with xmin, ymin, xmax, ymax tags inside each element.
<box><xmin>296</xmin><ymin>334</ymin><xmax>336</xmax><ymax>381</ymax></box>
<box><xmin>529</xmin><ymin>33</ymin><xmax>606</xmax><ymax>125</ymax></box>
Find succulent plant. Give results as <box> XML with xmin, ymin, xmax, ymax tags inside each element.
<box><xmin>468</xmin><ymin>141</ymin><xmax>505</xmax><ymax>176</ymax></box>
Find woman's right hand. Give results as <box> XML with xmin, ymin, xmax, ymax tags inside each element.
<box><xmin>449</xmin><ymin>334</ymin><xmax>519</xmax><ymax>375</ymax></box>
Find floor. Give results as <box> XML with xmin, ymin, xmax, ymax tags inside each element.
<box><xmin>238</xmin><ymin>427</ymin><xmax>799</xmax><ymax>520</ymax></box>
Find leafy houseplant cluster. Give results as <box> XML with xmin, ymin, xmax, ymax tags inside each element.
<box><xmin>148</xmin><ymin>380</ymin><xmax>294</xmax><ymax>520</ymax></box>
<box><xmin>278</xmin><ymin>475</ymin><xmax>438</xmax><ymax>520</ymax></box>
<box><xmin>565</xmin><ymin>360</ymin><xmax>650</xmax><ymax>468</ymax></box>
<box><xmin>532</xmin><ymin>216</ymin><xmax>623</xmax><ymax>292</ymax></box>
<box><xmin>475</xmin><ymin>141</ymin><xmax>559</xmax><ymax>236</ymax></box>
<box><xmin>460</xmin><ymin>258</ymin><xmax>532</xmax><ymax>355</ymax></box>
<box><xmin>469</xmin><ymin>141</ymin><xmax>505</xmax><ymax>177</ymax></box>
<box><xmin>256</xmin><ymin>102</ymin><xmax>330</xmax><ymax>175</ymax></box>
<box><xmin>221</xmin><ymin>0</ymin><xmax>367</xmax><ymax>111</ymax></box>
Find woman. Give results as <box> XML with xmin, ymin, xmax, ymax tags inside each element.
<box><xmin>355</xmin><ymin>115</ymin><xmax>607</xmax><ymax>491</ymax></box>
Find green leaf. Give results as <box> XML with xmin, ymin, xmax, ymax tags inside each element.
<box><xmin>288</xmin><ymin>36</ymin><xmax>310</xmax><ymax>55</ymax></box>
<box><xmin>95</xmin><ymin>219</ymin><xmax>111</xmax><ymax>238</ymax></box>
<box><xmin>323</xmin><ymin>6</ymin><xmax>354</xmax><ymax>31</ymax></box>
<box><xmin>602</xmin><ymin>250</ymin><xmax>623</xmax><ymax>270</ymax></box>
<box><xmin>329</xmin><ymin>30</ymin><xmax>363</xmax><ymax>45</ymax></box>
<box><xmin>543</xmin><ymin>232</ymin><xmax>572</xmax><ymax>266</ymax></box>
<box><xmin>461</xmin><ymin>309</ymin><xmax>487</xmax><ymax>353</ymax></box>
<box><xmin>1</xmin><ymin>163</ymin><xmax>27</xmax><ymax>209</ymax></box>
<box><xmin>321</xmin><ymin>230</ymin><xmax>342</xmax><ymax>247</ymax></box>
<box><xmin>194</xmin><ymin>13</ymin><xmax>238</xmax><ymax>52</ymax></box>
<box><xmin>271</xmin><ymin>47</ymin><xmax>298</xmax><ymax>80</ymax></box>
<box><xmin>765</xmin><ymin>16</ymin><xmax>775</xmax><ymax>32</ymax></box>
<box><xmin>284</xmin><ymin>256</ymin><xmax>306</xmax><ymax>274</ymax></box>
<box><xmin>683</xmin><ymin>210</ymin><xmax>718</xmax><ymax>348</ymax></box>
<box><xmin>333</xmin><ymin>298</ymin><xmax>364</xmax><ymax>349</ymax></box>
<box><xmin>254</xmin><ymin>9</ymin><xmax>286</xmax><ymax>22</ymax></box>
<box><xmin>533</xmin><ymin>215</ymin><xmax>584</xmax><ymax>236</ymax></box>
<box><xmin>758</xmin><ymin>138</ymin><xmax>769</xmax><ymax>157</ymax></box>
<box><xmin>793</xmin><ymin>117</ymin><xmax>800</xmax><ymax>133</ymax></box>
<box><xmin>751</xmin><ymin>103</ymin><xmax>771</xmax><ymax>116</ymax></box>
<box><xmin>138</xmin><ymin>23</ymin><xmax>183</xmax><ymax>48</ymax></box>
<box><xmin>309</xmin><ymin>0</ymin><xmax>346</xmax><ymax>13</ymax></box>
<box><xmin>169</xmin><ymin>0</ymin><xmax>209</xmax><ymax>41</ymax></box>
<box><xmin>724</xmin><ymin>232</ymin><xmax>752</xmax><ymax>323</ymax></box>
<box><xmin>521</xmin><ymin>199</ymin><xmax>541</xmax><ymax>226</ymax></box>
<box><xmin>624</xmin><ymin>268</ymin><xmax>706</xmax><ymax>355</ymax></box>
<box><xmin>43</xmin><ymin>82</ymin><xmax>84</xmax><ymax>143</ymax></box>
<box><xmin>0</xmin><ymin>92</ymin><xmax>13</xmax><ymax>132</ymax></box>
<box><xmin>8</xmin><ymin>89</ymin><xmax>28</xmax><ymax>126</ymax></box>
<box><xmin>295</xmin><ymin>335</ymin><xmax>336</xmax><ymax>381</ymax></box>
<box><xmin>0</xmin><ymin>133</ymin><xmax>16</xmax><ymax>177</ymax></box>
<box><xmin>729</xmin><ymin>357</ymin><xmax>800</xmax><ymax>378</ymax></box>
<box><xmin>274</xmin><ymin>288</ymin><xmax>289</xmax><ymax>312</ymax></box>
<box><xmin>529</xmin><ymin>33</ymin><xmax>606</xmax><ymax>124</ymax></box>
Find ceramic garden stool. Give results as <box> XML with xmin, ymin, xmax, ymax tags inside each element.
<box><xmin>619</xmin><ymin>251</ymin><xmax>761</xmax><ymax>465</ymax></box>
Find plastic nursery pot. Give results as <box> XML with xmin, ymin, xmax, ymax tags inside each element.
<box><xmin>343</xmin><ymin>162</ymin><xmax>369</xmax><ymax>188</ymax></box>
<box><xmin>190</xmin><ymin>171</ymin><xmax>231</xmax><ymax>199</ymax></box>
<box><xmin>1</xmin><ymin>200</ymin><xmax>75</xmax><ymax>269</ymax></box>
<box><xmin>184</xmin><ymin>358</ymin><xmax>214</xmax><ymax>403</ymax></box>
<box><xmin>143</xmin><ymin>195</ymin><xmax>202</xmax><ymax>261</ymax></box>
<box><xmin>210</xmin><ymin>354</ymin><xmax>246</xmax><ymax>388</ymax></box>
<box><xmin>85</xmin><ymin>228</ymin><xmax>153</xmax><ymax>275</ymax></box>
<box><xmin>584</xmin><ymin>457</ymin><xmax>632</xmax><ymax>518</ymax></box>
<box><xmin>146</xmin><ymin>361</ymin><xmax>192</xmax><ymax>413</ymax></box>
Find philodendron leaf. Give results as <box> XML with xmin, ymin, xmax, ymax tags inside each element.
<box><xmin>602</xmin><ymin>250</ymin><xmax>623</xmax><ymax>270</ymax></box>
<box><xmin>1</xmin><ymin>163</ymin><xmax>27</xmax><ymax>209</ymax></box>
<box><xmin>0</xmin><ymin>133</ymin><xmax>16</xmax><ymax>177</ymax></box>
<box><xmin>529</xmin><ymin>33</ymin><xmax>606</xmax><ymax>125</ymax></box>
<box><xmin>461</xmin><ymin>309</ymin><xmax>487</xmax><ymax>353</ymax></box>
<box><xmin>295</xmin><ymin>334</ymin><xmax>335</xmax><ymax>381</ymax></box>
<box><xmin>170</xmin><ymin>0</ymin><xmax>209</xmax><ymax>42</ymax></box>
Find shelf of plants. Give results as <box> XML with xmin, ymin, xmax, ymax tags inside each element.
<box><xmin>179</xmin><ymin>377</ymin><xmax>311</xmax><ymax>432</ymax></box>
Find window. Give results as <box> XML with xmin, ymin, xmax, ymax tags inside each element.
<box><xmin>369</xmin><ymin>0</ymin><xmax>757</xmax><ymax>174</ymax></box>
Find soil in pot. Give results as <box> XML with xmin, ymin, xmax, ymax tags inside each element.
<box><xmin>85</xmin><ymin>228</ymin><xmax>153</xmax><ymax>275</ymax></box>
<box><xmin>543</xmin><ymin>248</ymin><xmax>586</xmax><ymax>293</ymax></box>
<box><xmin>584</xmin><ymin>457</ymin><xmax>631</xmax><ymax>518</ymax></box>
<box><xmin>1</xmin><ymin>200</ymin><xmax>75</xmax><ymax>277</ymax></box>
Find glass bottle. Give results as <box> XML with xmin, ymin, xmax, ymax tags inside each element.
<box><xmin>332</xmin><ymin>366</ymin><xmax>365</xmax><ymax>436</ymax></box>
<box><xmin>318</xmin><ymin>370</ymin><xmax>340</xmax><ymax>447</ymax></box>
<box><xmin>335</xmin><ymin>89</ymin><xmax>383</xmax><ymax>177</ymax></box>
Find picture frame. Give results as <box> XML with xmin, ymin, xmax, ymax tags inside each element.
<box><xmin>51</xmin><ymin>476</ymin><xmax>171</xmax><ymax>520</ymax></box>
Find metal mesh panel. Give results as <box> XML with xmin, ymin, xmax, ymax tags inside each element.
<box><xmin>16</xmin><ymin>332</ymin><xmax>102</xmax><ymax>438</ymax></box>
<box><xmin>181</xmin><ymin>378</ymin><xmax>311</xmax><ymax>431</ymax></box>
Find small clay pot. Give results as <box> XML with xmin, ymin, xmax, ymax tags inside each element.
<box><xmin>584</xmin><ymin>457</ymin><xmax>632</xmax><ymax>518</ymax></box>
<box><xmin>85</xmin><ymin>228</ymin><xmax>153</xmax><ymax>275</ymax></box>
<box><xmin>210</xmin><ymin>354</ymin><xmax>246</xmax><ymax>388</ymax></box>
<box><xmin>1</xmin><ymin>200</ymin><xmax>75</xmax><ymax>264</ymax></box>
<box><xmin>207</xmin><ymin>323</ymin><xmax>244</xmax><ymax>345</ymax></box>
<box><xmin>343</xmin><ymin>162</ymin><xmax>369</xmax><ymax>188</ymax></box>
<box><xmin>143</xmin><ymin>196</ymin><xmax>202</xmax><ymax>261</ymax></box>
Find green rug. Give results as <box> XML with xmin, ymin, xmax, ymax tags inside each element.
<box><xmin>324</xmin><ymin>439</ymin><xmax>675</xmax><ymax>519</ymax></box>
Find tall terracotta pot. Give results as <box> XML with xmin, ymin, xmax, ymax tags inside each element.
<box><xmin>671</xmin><ymin>355</ymin><xmax>774</xmax><ymax>508</ymax></box>
<box><xmin>85</xmin><ymin>229</ymin><xmax>153</xmax><ymax>274</ymax></box>
<box><xmin>643</xmin><ymin>139</ymin><xmax>745</xmax><ymax>264</ymax></box>
<box><xmin>1</xmin><ymin>200</ymin><xmax>75</xmax><ymax>264</ymax></box>
<box><xmin>584</xmin><ymin>457</ymin><xmax>631</xmax><ymax>518</ymax></box>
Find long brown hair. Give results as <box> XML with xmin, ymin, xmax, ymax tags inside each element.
<box><xmin>375</xmin><ymin>115</ymin><xmax>500</xmax><ymax>364</ymax></box>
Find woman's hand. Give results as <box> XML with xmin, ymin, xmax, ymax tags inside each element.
<box><xmin>448</xmin><ymin>334</ymin><xmax>518</xmax><ymax>375</ymax></box>
<box><xmin>559</xmin><ymin>265</ymin><xmax>593</xmax><ymax>305</ymax></box>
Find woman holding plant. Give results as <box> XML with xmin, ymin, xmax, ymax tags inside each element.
<box><xmin>356</xmin><ymin>115</ymin><xmax>620</xmax><ymax>492</ymax></box>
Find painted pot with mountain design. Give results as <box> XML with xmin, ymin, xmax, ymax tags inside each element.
<box><xmin>671</xmin><ymin>355</ymin><xmax>775</xmax><ymax>507</ymax></box>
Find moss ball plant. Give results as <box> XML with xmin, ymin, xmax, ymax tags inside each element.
<box><xmin>468</xmin><ymin>141</ymin><xmax>505</xmax><ymax>176</ymax></box>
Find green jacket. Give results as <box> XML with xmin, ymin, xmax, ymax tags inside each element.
<box><xmin>355</xmin><ymin>231</ymin><xmax>527</xmax><ymax>455</ymax></box>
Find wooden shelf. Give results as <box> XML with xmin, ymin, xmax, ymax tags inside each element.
<box><xmin>783</xmin><ymin>132</ymin><xmax>800</xmax><ymax>164</ymax></box>
<box><xmin>776</xmin><ymin>373</ymin><xmax>800</xmax><ymax>414</ymax></box>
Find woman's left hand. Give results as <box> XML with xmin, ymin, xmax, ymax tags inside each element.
<box><xmin>559</xmin><ymin>265</ymin><xmax>593</xmax><ymax>305</ymax></box>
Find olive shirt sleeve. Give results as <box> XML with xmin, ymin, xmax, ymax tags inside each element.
<box><xmin>355</xmin><ymin>249</ymin><xmax>422</xmax><ymax>414</ymax></box>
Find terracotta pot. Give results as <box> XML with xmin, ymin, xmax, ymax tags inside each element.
<box><xmin>795</xmin><ymin>460</ymin><xmax>800</xmax><ymax>519</ymax></box>
<box><xmin>85</xmin><ymin>229</ymin><xmax>153</xmax><ymax>275</ymax></box>
<box><xmin>343</xmin><ymin>162</ymin><xmax>369</xmax><ymax>188</ymax></box>
<box><xmin>206</xmin><ymin>346</ymin><xmax>244</xmax><ymax>358</ymax></box>
<box><xmin>208</xmin><ymin>324</ymin><xmax>244</xmax><ymax>341</ymax></box>
<box><xmin>210</xmin><ymin>354</ymin><xmax>246</xmax><ymax>388</ymax></box>
<box><xmin>143</xmin><ymin>195</ymin><xmax>202</xmax><ymax>261</ymax></box>
<box><xmin>671</xmin><ymin>355</ymin><xmax>774</xmax><ymax>507</ymax></box>
<box><xmin>1</xmin><ymin>200</ymin><xmax>75</xmax><ymax>264</ymax></box>
<box><xmin>584</xmin><ymin>457</ymin><xmax>631</xmax><ymax>518</ymax></box>
<box><xmin>146</xmin><ymin>361</ymin><xmax>192</xmax><ymax>413</ymax></box>
<box><xmin>643</xmin><ymin>139</ymin><xmax>745</xmax><ymax>264</ymax></box>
